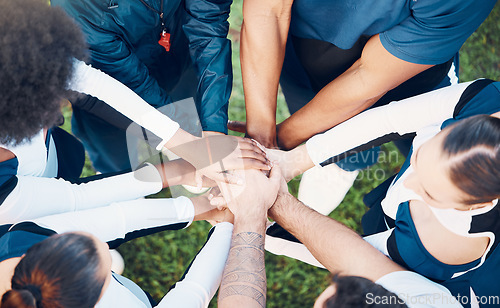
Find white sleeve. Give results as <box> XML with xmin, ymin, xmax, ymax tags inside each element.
<box><xmin>157</xmin><ymin>222</ymin><xmax>233</xmax><ymax>308</ymax></box>
<box><xmin>363</xmin><ymin>229</ymin><xmax>393</xmax><ymax>257</ymax></box>
<box><xmin>24</xmin><ymin>196</ymin><xmax>195</xmax><ymax>243</ymax></box>
<box><xmin>67</xmin><ymin>59</ymin><xmax>180</xmax><ymax>149</ymax></box>
<box><xmin>305</xmin><ymin>81</ymin><xmax>474</xmax><ymax>166</ymax></box>
<box><xmin>375</xmin><ymin>271</ymin><xmax>463</xmax><ymax>308</ymax></box>
<box><xmin>265</xmin><ymin>234</ymin><xmax>325</xmax><ymax>269</ymax></box>
<box><xmin>0</xmin><ymin>164</ymin><xmax>162</xmax><ymax>225</ymax></box>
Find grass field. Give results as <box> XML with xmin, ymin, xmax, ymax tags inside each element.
<box><xmin>72</xmin><ymin>2</ymin><xmax>499</xmax><ymax>307</ymax></box>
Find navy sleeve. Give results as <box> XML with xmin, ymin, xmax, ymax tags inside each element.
<box><xmin>380</xmin><ymin>0</ymin><xmax>496</xmax><ymax>65</ymax></box>
<box><xmin>182</xmin><ymin>0</ymin><xmax>232</xmax><ymax>133</ymax></box>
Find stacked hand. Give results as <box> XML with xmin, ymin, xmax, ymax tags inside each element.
<box><xmin>209</xmin><ymin>166</ymin><xmax>282</xmax><ymax>221</ymax></box>
<box><xmin>169</xmin><ymin>134</ymin><xmax>272</xmax><ymax>186</ymax></box>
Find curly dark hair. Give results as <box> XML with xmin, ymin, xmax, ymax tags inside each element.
<box><xmin>0</xmin><ymin>0</ymin><xmax>86</xmax><ymax>145</ymax></box>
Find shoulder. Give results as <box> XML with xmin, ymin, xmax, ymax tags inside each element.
<box><xmin>443</xmin><ymin>79</ymin><xmax>500</xmax><ymax>127</ymax></box>
<box><xmin>0</xmin><ymin>222</ymin><xmax>55</xmax><ymax>262</ymax></box>
<box><xmin>376</xmin><ymin>271</ymin><xmax>462</xmax><ymax>308</ymax></box>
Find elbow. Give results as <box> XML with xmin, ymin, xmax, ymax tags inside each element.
<box><xmin>349</xmin><ymin>61</ymin><xmax>389</xmax><ymax>109</ymax></box>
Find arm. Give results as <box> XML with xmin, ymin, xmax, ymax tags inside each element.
<box><xmin>217</xmin><ymin>167</ymin><xmax>282</xmax><ymax>308</ymax></box>
<box><xmin>268</xmin><ymin>81</ymin><xmax>476</xmax><ymax>178</ymax></box>
<box><xmin>218</xmin><ymin>215</ymin><xmax>267</xmax><ymax>308</ymax></box>
<box><xmin>269</xmin><ymin>190</ymin><xmax>402</xmax><ymax>281</ymax></box>
<box><xmin>277</xmin><ymin>35</ymin><xmax>433</xmax><ymax>150</ymax></box>
<box><xmin>183</xmin><ymin>0</ymin><xmax>233</xmax><ymax>134</ymax></box>
<box><xmin>158</xmin><ymin>222</ymin><xmax>233</xmax><ymax>308</ymax></box>
<box><xmin>241</xmin><ymin>0</ymin><xmax>294</xmax><ymax>147</ymax></box>
<box><xmin>25</xmin><ymin>196</ymin><xmax>193</xmax><ymax>244</ymax></box>
<box><xmin>68</xmin><ymin>60</ymin><xmax>182</xmax><ymax>150</ymax></box>
<box><xmin>0</xmin><ymin>158</ymin><xmax>210</xmax><ymax>225</ymax></box>
<box><xmin>24</xmin><ymin>194</ymin><xmax>224</xmax><ymax>246</ymax></box>
<box><xmin>0</xmin><ymin>164</ymin><xmax>161</xmax><ymax>225</ymax></box>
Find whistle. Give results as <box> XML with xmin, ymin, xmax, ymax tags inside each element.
<box><xmin>158</xmin><ymin>30</ymin><xmax>171</xmax><ymax>52</ymax></box>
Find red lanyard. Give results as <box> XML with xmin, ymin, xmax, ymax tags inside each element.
<box><xmin>137</xmin><ymin>0</ymin><xmax>171</xmax><ymax>51</ymax></box>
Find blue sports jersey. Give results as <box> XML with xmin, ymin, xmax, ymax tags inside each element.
<box><xmin>387</xmin><ymin>81</ymin><xmax>500</xmax><ymax>307</ymax></box>
<box><xmin>289</xmin><ymin>0</ymin><xmax>496</xmax><ymax>65</ymax></box>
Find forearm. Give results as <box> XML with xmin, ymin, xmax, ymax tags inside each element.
<box><xmin>0</xmin><ymin>164</ymin><xmax>163</xmax><ymax>224</ymax></box>
<box><xmin>218</xmin><ymin>218</ymin><xmax>267</xmax><ymax>308</ymax></box>
<box><xmin>304</xmin><ymin>81</ymin><xmax>473</xmax><ymax>166</ymax></box>
<box><xmin>241</xmin><ymin>0</ymin><xmax>293</xmax><ymax>143</ymax></box>
<box><xmin>159</xmin><ymin>222</ymin><xmax>233</xmax><ymax>307</ymax></box>
<box><xmin>277</xmin><ymin>35</ymin><xmax>433</xmax><ymax>150</ymax></box>
<box><xmin>69</xmin><ymin>60</ymin><xmax>180</xmax><ymax>149</ymax></box>
<box><xmin>155</xmin><ymin>159</ymin><xmax>194</xmax><ymax>188</ymax></box>
<box><xmin>29</xmin><ymin>196</ymin><xmax>195</xmax><ymax>244</ymax></box>
<box><xmin>269</xmin><ymin>193</ymin><xmax>401</xmax><ymax>281</ymax></box>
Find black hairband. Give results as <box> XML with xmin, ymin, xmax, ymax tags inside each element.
<box><xmin>23</xmin><ymin>284</ymin><xmax>43</xmax><ymax>303</ymax></box>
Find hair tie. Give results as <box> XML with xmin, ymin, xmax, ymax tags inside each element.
<box><xmin>23</xmin><ymin>284</ymin><xmax>42</xmax><ymax>302</ymax></box>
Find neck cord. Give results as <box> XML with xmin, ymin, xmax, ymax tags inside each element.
<box><xmin>137</xmin><ymin>0</ymin><xmax>165</xmax><ymax>29</ymax></box>
<box><xmin>137</xmin><ymin>0</ymin><xmax>171</xmax><ymax>51</ymax></box>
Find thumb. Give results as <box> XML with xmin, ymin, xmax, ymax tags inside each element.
<box><xmin>269</xmin><ymin>163</ymin><xmax>282</xmax><ymax>188</ymax></box>
<box><xmin>195</xmin><ymin>172</ymin><xmax>203</xmax><ymax>190</ymax></box>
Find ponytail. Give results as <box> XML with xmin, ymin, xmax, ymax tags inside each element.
<box><xmin>1</xmin><ymin>289</ymin><xmax>37</xmax><ymax>308</ymax></box>
<box><xmin>1</xmin><ymin>233</ymin><xmax>107</xmax><ymax>308</ymax></box>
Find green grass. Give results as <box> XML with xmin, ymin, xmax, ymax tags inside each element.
<box><xmin>68</xmin><ymin>2</ymin><xmax>499</xmax><ymax>307</ymax></box>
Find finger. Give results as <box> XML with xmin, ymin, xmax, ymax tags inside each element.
<box><xmin>238</xmin><ymin>158</ymin><xmax>272</xmax><ymax>171</ymax></box>
<box><xmin>210</xmin><ymin>196</ymin><xmax>227</xmax><ymax>209</ymax></box>
<box><xmin>251</xmin><ymin>139</ymin><xmax>267</xmax><ymax>153</ymax></box>
<box><xmin>269</xmin><ymin>163</ymin><xmax>282</xmax><ymax>185</ymax></box>
<box><xmin>237</xmin><ymin>138</ymin><xmax>268</xmax><ymax>156</ymax></box>
<box><xmin>194</xmin><ymin>172</ymin><xmax>204</xmax><ymax>190</ymax></box>
<box><xmin>239</xmin><ymin>149</ymin><xmax>269</xmax><ymax>164</ymax></box>
<box><xmin>221</xmin><ymin>157</ymin><xmax>272</xmax><ymax>171</ymax></box>
<box><xmin>209</xmin><ymin>186</ymin><xmax>221</xmax><ymax>199</ymax></box>
<box><xmin>208</xmin><ymin>171</ymin><xmax>245</xmax><ymax>185</ymax></box>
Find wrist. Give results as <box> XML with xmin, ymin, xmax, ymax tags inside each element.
<box><xmin>165</xmin><ymin>129</ymin><xmax>201</xmax><ymax>154</ymax></box>
<box><xmin>233</xmin><ymin>213</ymin><xmax>267</xmax><ymax>233</ymax></box>
<box><xmin>269</xmin><ymin>192</ymin><xmax>293</xmax><ymax>221</ymax></box>
<box><xmin>246</xmin><ymin>121</ymin><xmax>277</xmax><ymax>147</ymax></box>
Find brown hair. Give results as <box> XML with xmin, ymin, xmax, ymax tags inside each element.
<box><xmin>1</xmin><ymin>233</ymin><xmax>106</xmax><ymax>308</ymax></box>
<box><xmin>443</xmin><ymin>115</ymin><xmax>500</xmax><ymax>205</ymax></box>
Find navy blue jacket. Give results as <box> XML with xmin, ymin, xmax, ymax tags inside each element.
<box><xmin>52</xmin><ymin>0</ymin><xmax>232</xmax><ymax>133</ymax></box>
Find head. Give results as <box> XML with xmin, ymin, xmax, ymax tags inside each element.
<box><xmin>404</xmin><ymin>115</ymin><xmax>500</xmax><ymax>210</ymax></box>
<box><xmin>1</xmin><ymin>232</ymin><xmax>112</xmax><ymax>308</ymax></box>
<box><xmin>0</xmin><ymin>0</ymin><xmax>86</xmax><ymax>145</ymax></box>
<box><xmin>314</xmin><ymin>275</ymin><xmax>408</xmax><ymax>308</ymax></box>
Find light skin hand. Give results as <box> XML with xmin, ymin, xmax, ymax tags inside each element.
<box><xmin>217</xmin><ymin>166</ymin><xmax>282</xmax><ymax>221</ymax></box>
<box><xmin>191</xmin><ymin>194</ymin><xmax>230</xmax><ymax>223</ymax></box>
<box><xmin>265</xmin><ymin>145</ymin><xmax>315</xmax><ymax>182</ymax></box>
<box><xmin>154</xmin><ymin>159</ymin><xmax>216</xmax><ymax>189</ymax></box>
<box><xmin>167</xmin><ymin>133</ymin><xmax>271</xmax><ymax>186</ymax></box>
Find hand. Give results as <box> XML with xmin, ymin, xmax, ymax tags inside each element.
<box><xmin>155</xmin><ymin>159</ymin><xmax>217</xmax><ymax>188</ymax></box>
<box><xmin>265</xmin><ymin>145</ymin><xmax>315</xmax><ymax>182</ymax></box>
<box><xmin>229</xmin><ymin>120</ymin><xmax>278</xmax><ymax>149</ymax></box>
<box><xmin>191</xmin><ymin>194</ymin><xmax>232</xmax><ymax>223</ymax></box>
<box><xmin>169</xmin><ymin>135</ymin><xmax>271</xmax><ymax>185</ymax></box>
<box><xmin>216</xmin><ymin>165</ymin><xmax>282</xmax><ymax>219</ymax></box>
